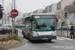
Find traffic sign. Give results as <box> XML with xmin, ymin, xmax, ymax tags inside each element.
<box><xmin>11</xmin><ymin>9</ymin><xmax>18</xmax><ymax>17</ymax></box>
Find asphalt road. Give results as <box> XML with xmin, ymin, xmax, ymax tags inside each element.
<box><xmin>10</xmin><ymin>29</ymin><xmax>75</xmax><ymax>50</ymax></box>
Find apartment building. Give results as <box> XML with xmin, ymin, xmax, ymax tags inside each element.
<box><xmin>33</xmin><ymin>9</ymin><xmax>44</xmax><ymax>14</ymax></box>
<box><xmin>44</xmin><ymin>6</ymin><xmax>49</xmax><ymax>13</ymax></box>
<box><xmin>24</xmin><ymin>9</ymin><xmax>44</xmax><ymax>17</ymax></box>
<box><xmin>52</xmin><ymin>4</ymin><xmax>57</xmax><ymax>13</ymax></box>
<box><xmin>57</xmin><ymin>0</ymin><xmax>75</xmax><ymax>26</ymax></box>
<box><xmin>23</xmin><ymin>0</ymin><xmax>75</xmax><ymax>26</ymax></box>
<box><xmin>52</xmin><ymin>0</ymin><xmax>75</xmax><ymax>12</ymax></box>
<box><xmin>44</xmin><ymin>0</ymin><xmax>75</xmax><ymax>27</ymax></box>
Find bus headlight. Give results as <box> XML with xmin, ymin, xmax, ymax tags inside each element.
<box><xmin>51</xmin><ymin>32</ymin><xmax>57</xmax><ymax>36</ymax></box>
<box><xmin>32</xmin><ymin>32</ymin><xmax>38</xmax><ymax>37</ymax></box>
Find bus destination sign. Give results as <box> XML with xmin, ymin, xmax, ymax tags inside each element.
<box><xmin>34</xmin><ymin>15</ymin><xmax>55</xmax><ymax>18</ymax></box>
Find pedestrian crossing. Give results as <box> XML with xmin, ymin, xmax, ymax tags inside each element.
<box><xmin>57</xmin><ymin>36</ymin><xmax>73</xmax><ymax>41</ymax></box>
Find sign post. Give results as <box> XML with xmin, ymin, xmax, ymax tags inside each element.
<box><xmin>11</xmin><ymin>9</ymin><xmax>18</xmax><ymax>34</ymax></box>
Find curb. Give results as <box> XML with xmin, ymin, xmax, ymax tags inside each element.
<box><xmin>0</xmin><ymin>39</ymin><xmax>25</xmax><ymax>50</ymax></box>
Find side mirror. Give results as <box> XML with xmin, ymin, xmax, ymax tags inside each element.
<box><xmin>56</xmin><ymin>18</ymin><xmax>58</xmax><ymax>22</ymax></box>
<box><xmin>29</xmin><ymin>16</ymin><xmax>34</xmax><ymax>22</ymax></box>
<box><xmin>29</xmin><ymin>18</ymin><xmax>33</xmax><ymax>22</ymax></box>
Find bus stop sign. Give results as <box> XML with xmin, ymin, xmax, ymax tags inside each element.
<box><xmin>11</xmin><ymin>9</ymin><xmax>18</xmax><ymax>17</ymax></box>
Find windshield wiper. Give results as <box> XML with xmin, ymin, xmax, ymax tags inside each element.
<box><xmin>51</xmin><ymin>26</ymin><xmax>55</xmax><ymax>30</ymax></box>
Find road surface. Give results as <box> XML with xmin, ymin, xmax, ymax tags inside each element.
<box><xmin>10</xmin><ymin>29</ymin><xmax>75</xmax><ymax>50</ymax></box>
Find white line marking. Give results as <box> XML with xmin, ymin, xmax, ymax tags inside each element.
<box><xmin>57</xmin><ymin>38</ymin><xmax>64</xmax><ymax>40</ymax></box>
<box><xmin>60</xmin><ymin>37</ymin><xmax>72</xmax><ymax>40</ymax></box>
<box><xmin>57</xmin><ymin>36</ymin><xmax>73</xmax><ymax>40</ymax></box>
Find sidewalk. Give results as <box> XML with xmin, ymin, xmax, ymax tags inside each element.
<box><xmin>67</xmin><ymin>36</ymin><xmax>75</xmax><ymax>39</ymax></box>
<box><xmin>57</xmin><ymin>30</ymin><xmax>75</xmax><ymax>39</ymax></box>
<box><xmin>57</xmin><ymin>33</ymin><xmax>75</xmax><ymax>39</ymax></box>
<box><xmin>0</xmin><ymin>34</ymin><xmax>9</xmax><ymax>39</ymax></box>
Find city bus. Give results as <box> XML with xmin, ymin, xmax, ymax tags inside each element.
<box><xmin>22</xmin><ymin>13</ymin><xmax>58</xmax><ymax>41</ymax></box>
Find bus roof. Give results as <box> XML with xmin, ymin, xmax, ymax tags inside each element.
<box><xmin>23</xmin><ymin>13</ymin><xmax>56</xmax><ymax>19</ymax></box>
<box><xmin>31</xmin><ymin>13</ymin><xmax>55</xmax><ymax>16</ymax></box>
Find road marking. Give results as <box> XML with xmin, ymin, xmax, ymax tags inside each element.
<box><xmin>57</xmin><ymin>38</ymin><xmax>64</xmax><ymax>40</ymax></box>
<box><xmin>59</xmin><ymin>37</ymin><xmax>72</xmax><ymax>40</ymax></box>
<box><xmin>57</xmin><ymin>37</ymin><xmax>73</xmax><ymax>40</ymax></box>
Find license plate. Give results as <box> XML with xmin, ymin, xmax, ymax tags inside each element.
<box><xmin>42</xmin><ymin>38</ymin><xmax>48</xmax><ymax>40</ymax></box>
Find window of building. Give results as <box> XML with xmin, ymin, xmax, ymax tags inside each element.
<box><xmin>43</xmin><ymin>10</ymin><xmax>46</xmax><ymax>13</ymax></box>
<box><xmin>73</xmin><ymin>1</ymin><xmax>75</xmax><ymax>4</ymax></box>
<box><xmin>45</xmin><ymin>7</ymin><xmax>48</xmax><ymax>13</ymax></box>
<box><xmin>57</xmin><ymin>1</ymin><xmax>61</xmax><ymax>10</ymax></box>
<box><xmin>49</xmin><ymin>5</ymin><xmax>52</xmax><ymax>12</ymax></box>
<box><xmin>33</xmin><ymin>11</ymin><xmax>37</xmax><ymax>14</ymax></box>
<box><xmin>61</xmin><ymin>22</ymin><xmax>65</xmax><ymax>26</ymax></box>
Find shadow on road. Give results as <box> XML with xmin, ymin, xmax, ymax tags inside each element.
<box><xmin>31</xmin><ymin>40</ymin><xmax>55</xmax><ymax>44</ymax></box>
<box><xmin>20</xmin><ymin>36</ymin><xmax>56</xmax><ymax>44</ymax></box>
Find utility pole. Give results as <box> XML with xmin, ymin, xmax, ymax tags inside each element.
<box><xmin>12</xmin><ymin>0</ymin><xmax>16</xmax><ymax>34</ymax></box>
<box><xmin>12</xmin><ymin>0</ymin><xmax>14</xmax><ymax>34</ymax></box>
<box><xmin>11</xmin><ymin>0</ymin><xmax>18</xmax><ymax>35</ymax></box>
<box><xmin>14</xmin><ymin>0</ymin><xmax>15</xmax><ymax>34</ymax></box>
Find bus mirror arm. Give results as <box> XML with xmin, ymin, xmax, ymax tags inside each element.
<box><xmin>56</xmin><ymin>18</ymin><xmax>58</xmax><ymax>22</ymax></box>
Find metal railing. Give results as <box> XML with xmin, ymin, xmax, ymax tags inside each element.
<box><xmin>57</xmin><ymin>29</ymin><xmax>75</xmax><ymax>37</ymax></box>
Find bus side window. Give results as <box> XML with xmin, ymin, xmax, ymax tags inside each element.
<box><xmin>25</xmin><ymin>25</ymin><xmax>26</xmax><ymax>29</ymax></box>
<box><xmin>29</xmin><ymin>25</ymin><xmax>31</xmax><ymax>29</ymax></box>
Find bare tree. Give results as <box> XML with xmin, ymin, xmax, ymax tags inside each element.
<box><xmin>5</xmin><ymin>1</ymin><xmax>18</xmax><ymax>24</ymax></box>
<box><xmin>56</xmin><ymin>10</ymin><xmax>68</xmax><ymax>26</ymax></box>
<box><xmin>4</xmin><ymin>1</ymin><xmax>13</xmax><ymax>24</ymax></box>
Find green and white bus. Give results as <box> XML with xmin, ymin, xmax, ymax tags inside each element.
<box><xmin>22</xmin><ymin>13</ymin><xmax>58</xmax><ymax>41</ymax></box>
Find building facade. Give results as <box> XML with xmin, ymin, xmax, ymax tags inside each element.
<box><xmin>23</xmin><ymin>9</ymin><xmax>44</xmax><ymax>17</ymax></box>
<box><xmin>23</xmin><ymin>0</ymin><xmax>75</xmax><ymax>27</ymax></box>
<box><xmin>44</xmin><ymin>0</ymin><xmax>75</xmax><ymax>27</ymax></box>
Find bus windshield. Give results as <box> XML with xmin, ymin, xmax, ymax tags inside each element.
<box><xmin>32</xmin><ymin>18</ymin><xmax>56</xmax><ymax>31</ymax></box>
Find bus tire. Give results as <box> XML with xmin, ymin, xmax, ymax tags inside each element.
<box><xmin>28</xmin><ymin>34</ymin><xmax>33</xmax><ymax>42</ymax></box>
<box><xmin>29</xmin><ymin>38</ymin><xmax>33</xmax><ymax>42</ymax></box>
<box><xmin>48</xmin><ymin>39</ymin><xmax>52</xmax><ymax>41</ymax></box>
<box><xmin>28</xmin><ymin>34</ymin><xmax>31</xmax><ymax>40</ymax></box>
<box><xmin>23</xmin><ymin>35</ymin><xmax>25</xmax><ymax>38</ymax></box>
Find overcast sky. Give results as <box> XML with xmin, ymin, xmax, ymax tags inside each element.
<box><xmin>0</xmin><ymin>0</ymin><xmax>61</xmax><ymax>13</ymax></box>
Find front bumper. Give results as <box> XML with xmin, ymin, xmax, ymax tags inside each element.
<box><xmin>31</xmin><ymin>35</ymin><xmax>57</xmax><ymax>40</ymax></box>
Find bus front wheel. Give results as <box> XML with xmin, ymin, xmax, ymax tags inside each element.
<box><xmin>28</xmin><ymin>34</ymin><xmax>33</xmax><ymax>42</ymax></box>
<box><xmin>48</xmin><ymin>39</ymin><xmax>52</xmax><ymax>41</ymax></box>
<box><xmin>23</xmin><ymin>35</ymin><xmax>25</xmax><ymax>38</ymax></box>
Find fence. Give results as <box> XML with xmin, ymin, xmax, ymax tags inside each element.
<box><xmin>57</xmin><ymin>29</ymin><xmax>75</xmax><ymax>37</ymax></box>
<box><xmin>15</xmin><ymin>25</ymin><xmax>25</xmax><ymax>29</ymax></box>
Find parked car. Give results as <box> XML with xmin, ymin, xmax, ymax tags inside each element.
<box><xmin>0</xmin><ymin>26</ymin><xmax>11</xmax><ymax>34</ymax></box>
<box><xmin>0</xmin><ymin>25</ymin><xmax>18</xmax><ymax>35</ymax></box>
<box><xmin>0</xmin><ymin>26</ymin><xmax>3</xmax><ymax>33</ymax></box>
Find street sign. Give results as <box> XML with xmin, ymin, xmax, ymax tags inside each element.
<box><xmin>11</xmin><ymin>9</ymin><xmax>18</xmax><ymax>17</ymax></box>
